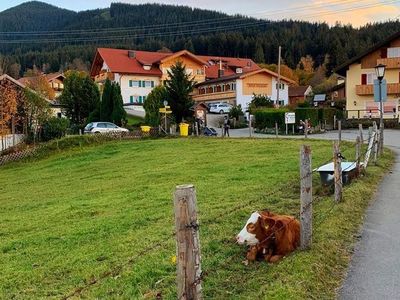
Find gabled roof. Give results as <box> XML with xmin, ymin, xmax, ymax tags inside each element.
<box><xmin>335</xmin><ymin>31</ymin><xmax>400</xmax><ymax>76</ymax></box>
<box><xmin>0</xmin><ymin>74</ymin><xmax>26</xmax><ymax>89</ymax></box>
<box><xmin>160</xmin><ymin>50</ymin><xmax>207</xmax><ymax>65</ymax></box>
<box><xmin>198</xmin><ymin>55</ymin><xmax>260</xmax><ymax>79</ymax></box>
<box><xmin>18</xmin><ymin>72</ymin><xmax>65</xmax><ymax>86</ymax></box>
<box><xmin>92</xmin><ymin>48</ymin><xmax>172</xmax><ymax>76</ymax></box>
<box><xmin>289</xmin><ymin>85</ymin><xmax>312</xmax><ymax>97</ymax></box>
<box><xmin>243</xmin><ymin>69</ymin><xmax>296</xmax><ymax>84</ymax></box>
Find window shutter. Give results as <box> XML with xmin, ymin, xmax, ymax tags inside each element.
<box><xmin>361</xmin><ymin>74</ymin><xmax>367</xmax><ymax>85</ymax></box>
<box><xmin>151</xmin><ymin>81</ymin><xmax>154</xmax><ymax>88</ymax></box>
<box><xmin>139</xmin><ymin>81</ymin><xmax>142</xmax><ymax>88</ymax></box>
<box><xmin>142</xmin><ymin>81</ymin><xmax>145</xmax><ymax>87</ymax></box>
<box><xmin>130</xmin><ymin>96</ymin><xmax>133</xmax><ymax>103</ymax></box>
<box><xmin>381</xmin><ymin>48</ymin><xmax>388</xmax><ymax>59</ymax></box>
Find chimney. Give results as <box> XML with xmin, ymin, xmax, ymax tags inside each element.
<box><xmin>128</xmin><ymin>50</ymin><xmax>136</xmax><ymax>59</ymax></box>
<box><xmin>218</xmin><ymin>69</ymin><xmax>224</xmax><ymax>78</ymax></box>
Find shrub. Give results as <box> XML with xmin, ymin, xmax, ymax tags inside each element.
<box><xmin>229</xmin><ymin>105</ymin><xmax>244</xmax><ymax>120</ymax></box>
<box><xmin>41</xmin><ymin>117</ymin><xmax>70</xmax><ymax>142</ymax></box>
<box><xmin>295</xmin><ymin>108</ymin><xmax>319</xmax><ymax>126</ymax></box>
<box><xmin>254</xmin><ymin>108</ymin><xmax>288</xmax><ymax>130</ymax></box>
<box><xmin>342</xmin><ymin>118</ymin><xmax>400</xmax><ymax>129</ymax></box>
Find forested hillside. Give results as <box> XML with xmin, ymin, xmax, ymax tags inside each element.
<box><xmin>1</xmin><ymin>1</ymin><xmax>400</xmax><ymax>78</ymax></box>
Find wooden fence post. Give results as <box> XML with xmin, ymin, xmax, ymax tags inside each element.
<box><xmin>364</xmin><ymin>130</ymin><xmax>376</xmax><ymax>169</ymax></box>
<box><xmin>275</xmin><ymin>122</ymin><xmax>278</xmax><ymax>138</ymax></box>
<box><xmin>359</xmin><ymin>124</ymin><xmax>364</xmax><ymax>144</ymax></box>
<box><xmin>304</xmin><ymin>119</ymin><xmax>308</xmax><ymax>139</ymax></box>
<box><xmin>356</xmin><ymin>136</ymin><xmax>361</xmax><ymax>175</ymax></box>
<box><xmin>334</xmin><ymin>115</ymin><xmax>337</xmax><ymax>130</ymax></box>
<box><xmin>333</xmin><ymin>141</ymin><xmax>343</xmax><ymax>202</ymax></box>
<box><xmin>249</xmin><ymin>115</ymin><xmax>252</xmax><ymax>138</ymax></box>
<box><xmin>174</xmin><ymin>185</ymin><xmax>202</xmax><ymax>300</ymax></box>
<box><xmin>374</xmin><ymin>131</ymin><xmax>379</xmax><ymax>165</ymax></box>
<box><xmin>300</xmin><ymin>145</ymin><xmax>312</xmax><ymax>250</ymax></box>
<box><xmin>338</xmin><ymin>120</ymin><xmax>342</xmax><ymax>144</ymax></box>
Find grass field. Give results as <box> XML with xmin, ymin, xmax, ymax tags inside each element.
<box><xmin>0</xmin><ymin>138</ymin><xmax>393</xmax><ymax>299</ymax></box>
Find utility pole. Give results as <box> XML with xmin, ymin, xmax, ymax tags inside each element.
<box><xmin>276</xmin><ymin>46</ymin><xmax>282</xmax><ymax>107</ymax></box>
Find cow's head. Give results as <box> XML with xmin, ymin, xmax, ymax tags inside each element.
<box><xmin>236</xmin><ymin>211</ymin><xmax>275</xmax><ymax>246</ymax></box>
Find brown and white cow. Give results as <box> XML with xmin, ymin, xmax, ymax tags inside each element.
<box><xmin>236</xmin><ymin>210</ymin><xmax>300</xmax><ymax>263</ymax></box>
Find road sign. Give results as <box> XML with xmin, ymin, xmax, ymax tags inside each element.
<box><xmin>285</xmin><ymin>112</ymin><xmax>296</xmax><ymax>124</ymax></box>
<box><xmin>374</xmin><ymin>79</ymin><xmax>387</xmax><ymax>102</ymax></box>
<box><xmin>159</xmin><ymin>108</ymin><xmax>172</xmax><ymax>114</ymax></box>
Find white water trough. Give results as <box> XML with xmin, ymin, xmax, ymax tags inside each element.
<box><xmin>314</xmin><ymin>162</ymin><xmax>362</xmax><ymax>186</ymax></box>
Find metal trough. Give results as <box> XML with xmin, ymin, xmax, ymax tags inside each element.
<box><xmin>315</xmin><ymin>162</ymin><xmax>361</xmax><ymax>186</ymax></box>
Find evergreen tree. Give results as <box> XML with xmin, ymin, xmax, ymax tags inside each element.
<box><xmin>143</xmin><ymin>85</ymin><xmax>167</xmax><ymax>126</ymax></box>
<box><xmin>59</xmin><ymin>71</ymin><xmax>100</xmax><ymax>128</ymax></box>
<box><xmin>100</xmin><ymin>79</ymin><xmax>113</xmax><ymax>122</ymax></box>
<box><xmin>111</xmin><ymin>83</ymin><xmax>126</xmax><ymax>126</ymax></box>
<box><xmin>165</xmin><ymin>61</ymin><xmax>195</xmax><ymax>123</ymax></box>
<box><xmin>254</xmin><ymin>42</ymin><xmax>265</xmax><ymax>64</ymax></box>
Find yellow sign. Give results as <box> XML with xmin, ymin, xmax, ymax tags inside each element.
<box><xmin>159</xmin><ymin>108</ymin><xmax>172</xmax><ymax>114</ymax></box>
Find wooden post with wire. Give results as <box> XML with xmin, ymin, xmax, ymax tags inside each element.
<box><xmin>300</xmin><ymin>145</ymin><xmax>312</xmax><ymax>250</ymax></box>
<box><xmin>338</xmin><ymin>120</ymin><xmax>342</xmax><ymax>144</ymax></box>
<box><xmin>359</xmin><ymin>124</ymin><xmax>364</xmax><ymax>144</ymax></box>
<box><xmin>356</xmin><ymin>136</ymin><xmax>361</xmax><ymax>176</ymax></box>
<box><xmin>333</xmin><ymin>141</ymin><xmax>343</xmax><ymax>202</ymax></box>
<box><xmin>275</xmin><ymin>122</ymin><xmax>278</xmax><ymax>138</ymax></box>
<box><xmin>248</xmin><ymin>115</ymin><xmax>252</xmax><ymax>138</ymax></box>
<box><xmin>174</xmin><ymin>185</ymin><xmax>202</xmax><ymax>300</ymax></box>
<box><xmin>304</xmin><ymin>119</ymin><xmax>308</xmax><ymax>139</ymax></box>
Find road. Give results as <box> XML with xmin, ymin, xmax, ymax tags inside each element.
<box><xmin>228</xmin><ymin>128</ymin><xmax>400</xmax><ymax>298</ymax></box>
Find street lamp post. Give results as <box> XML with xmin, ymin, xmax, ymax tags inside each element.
<box><xmin>375</xmin><ymin>64</ymin><xmax>386</xmax><ymax>155</ymax></box>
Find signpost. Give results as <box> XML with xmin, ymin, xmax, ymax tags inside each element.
<box><xmin>285</xmin><ymin>112</ymin><xmax>296</xmax><ymax>135</ymax></box>
<box><xmin>159</xmin><ymin>104</ymin><xmax>172</xmax><ymax>134</ymax></box>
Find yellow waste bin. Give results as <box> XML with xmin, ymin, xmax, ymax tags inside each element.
<box><xmin>140</xmin><ymin>126</ymin><xmax>151</xmax><ymax>133</ymax></box>
<box><xmin>179</xmin><ymin>123</ymin><xmax>189</xmax><ymax>137</ymax></box>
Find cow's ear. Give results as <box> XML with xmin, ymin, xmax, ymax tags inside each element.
<box><xmin>275</xmin><ymin>220</ymin><xmax>285</xmax><ymax>230</ymax></box>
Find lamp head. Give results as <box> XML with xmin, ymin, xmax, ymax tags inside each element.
<box><xmin>375</xmin><ymin>64</ymin><xmax>386</xmax><ymax>81</ymax></box>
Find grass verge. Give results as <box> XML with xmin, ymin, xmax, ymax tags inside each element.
<box><xmin>0</xmin><ymin>138</ymin><xmax>394</xmax><ymax>299</ymax></box>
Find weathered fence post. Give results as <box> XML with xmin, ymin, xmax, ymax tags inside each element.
<box><xmin>333</xmin><ymin>141</ymin><xmax>343</xmax><ymax>202</ymax></box>
<box><xmin>174</xmin><ymin>185</ymin><xmax>202</xmax><ymax>300</ymax></box>
<box><xmin>275</xmin><ymin>122</ymin><xmax>278</xmax><ymax>138</ymax></box>
<box><xmin>304</xmin><ymin>119</ymin><xmax>308</xmax><ymax>139</ymax></box>
<box><xmin>364</xmin><ymin>129</ymin><xmax>376</xmax><ymax>169</ymax></box>
<box><xmin>379</xmin><ymin>122</ymin><xmax>384</xmax><ymax>156</ymax></box>
<box><xmin>300</xmin><ymin>145</ymin><xmax>312</xmax><ymax>250</ymax></box>
<box><xmin>356</xmin><ymin>136</ymin><xmax>361</xmax><ymax>175</ymax></box>
<box><xmin>338</xmin><ymin>120</ymin><xmax>342</xmax><ymax>144</ymax></box>
<box><xmin>334</xmin><ymin>115</ymin><xmax>337</xmax><ymax>130</ymax></box>
<box><xmin>359</xmin><ymin>124</ymin><xmax>364</xmax><ymax>144</ymax></box>
<box><xmin>374</xmin><ymin>131</ymin><xmax>379</xmax><ymax>165</ymax></box>
<box><xmin>249</xmin><ymin>115</ymin><xmax>252</xmax><ymax>138</ymax></box>
<box><xmin>195</xmin><ymin>122</ymin><xmax>199</xmax><ymax>137</ymax></box>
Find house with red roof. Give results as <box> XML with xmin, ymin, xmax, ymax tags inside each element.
<box><xmin>90</xmin><ymin>48</ymin><xmax>295</xmax><ymax>111</ymax></box>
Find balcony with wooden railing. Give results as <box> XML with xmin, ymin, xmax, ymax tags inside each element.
<box><xmin>193</xmin><ymin>90</ymin><xmax>236</xmax><ymax>102</ymax></box>
<box><xmin>94</xmin><ymin>72</ymin><xmax>114</xmax><ymax>83</ymax></box>
<box><xmin>377</xmin><ymin>57</ymin><xmax>400</xmax><ymax>69</ymax></box>
<box><xmin>356</xmin><ymin>83</ymin><xmax>400</xmax><ymax>95</ymax></box>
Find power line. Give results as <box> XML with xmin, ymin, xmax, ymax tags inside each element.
<box><xmin>0</xmin><ymin>0</ymin><xmax>398</xmax><ymax>44</ymax></box>
<box><xmin>0</xmin><ymin>0</ymin><xmax>392</xmax><ymax>36</ymax></box>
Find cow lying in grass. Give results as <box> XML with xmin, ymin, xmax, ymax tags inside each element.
<box><xmin>236</xmin><ymin>210</ymin><xmax>300</xmax><ymax>263</ymax></box>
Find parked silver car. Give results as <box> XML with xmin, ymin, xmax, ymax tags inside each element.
<box><xmin>209</xmin><ymin>103</ymin><xmax>232</xmax><ymax>114</ymax></box>
<box><xmin>84</xmin><ymin>122</ymin><xmax>129</xmax><ymax>134</ymax></box>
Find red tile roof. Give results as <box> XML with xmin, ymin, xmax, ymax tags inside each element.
<box><xmin>96</xmin><ymin>48</ymin><xmax>173</xmax><ymax>76</ymax></box>
<box><xmin>198</xmin><ymin>55</ymin><xmax>260</xmax><ymax>79</ymax></box>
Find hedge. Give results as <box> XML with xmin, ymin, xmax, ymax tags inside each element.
<box><xmin>254</xmin><ymin>109</ymin><xmax>288</xmax><ymax>130</ymax></box>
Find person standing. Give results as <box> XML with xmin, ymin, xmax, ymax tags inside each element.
<box><xmin>223</xmin><ymin>116</ymin><xmax>230</xmax><ymax>137</ymax></box>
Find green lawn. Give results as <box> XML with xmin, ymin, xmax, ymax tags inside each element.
<box><xmin>0</xmin><ymin>138</ymin><xmax>393</xmax><ymax>299</ymax></box>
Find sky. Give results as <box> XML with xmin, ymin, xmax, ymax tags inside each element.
<box><xmin>1</xmin><ymin>0</ymin><xmax>400</xmax><ymax>27</ymax></box>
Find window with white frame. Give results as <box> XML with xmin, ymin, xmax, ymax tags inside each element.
<box><xmin>388</xmin><ymin>47</ymin><xmax>400</xmax><ymax>58</ymax></box>
<box><xmin>366</xmin><ymin>73</ymin><xmax>377</xmax><ymax>84</ymax></box>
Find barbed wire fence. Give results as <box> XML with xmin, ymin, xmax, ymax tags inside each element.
<box><xmin>60</xmin><ymin>124</ymin><xmax>383</xmax><ymax>299</ymax></box>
